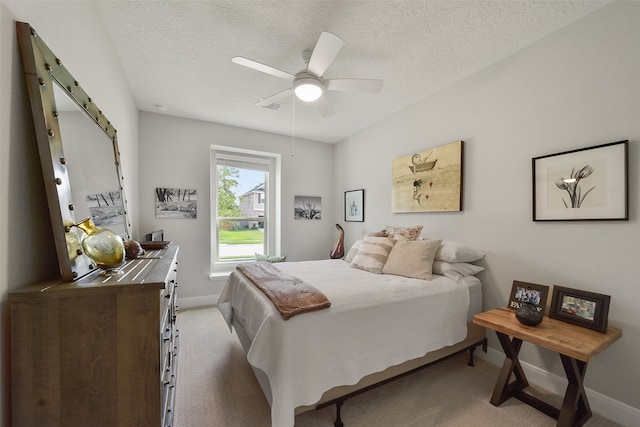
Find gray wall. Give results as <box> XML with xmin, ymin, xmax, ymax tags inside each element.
<box><xmin>138</xmin><ymin>112</ymin><xmax>335</xmax><ymax>302</ymax></box>
<box><xmin>333</xmin><ymin>1</ymin><xmax>639</xmax><ymax>422</ymax></box>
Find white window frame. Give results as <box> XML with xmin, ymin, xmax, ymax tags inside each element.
<box><xmin>210</xmin><ymin>145</ymin><xmax>281</xmax><ymax>274</ymax></box>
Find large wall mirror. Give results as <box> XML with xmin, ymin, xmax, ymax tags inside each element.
<box><xmin>16</xmin><ymin>22</ymin><xmax>130</xmax><ymax>281</ymax></box>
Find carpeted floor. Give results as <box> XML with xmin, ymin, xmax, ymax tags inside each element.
<box><xmin>173</xmin><ymin>306</ymin><xmax>621</xmax><ymax>427</ymax></box>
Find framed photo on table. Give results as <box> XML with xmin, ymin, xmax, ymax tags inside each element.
<box><xmin>507</xmin><ymin>280</ymin><xmax>549</xmax><ymax>313</ymax></box>
<box><xmin>532</xmin><ymin>140</ymin><xmax>628</xmax><ymax>221</ymax></box>
<box><xmin>549</xmin><ymin>286</ymin><xmax>610</xmax><ymax>333</ymax></box>
<box><xmin>344</xmin><ymin>189</ymin><xmax>364</xmax><ymax>222</ymax></box>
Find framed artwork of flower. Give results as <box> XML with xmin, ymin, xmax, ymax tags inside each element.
<box><xmin>532</xmin><ymin>140</ymin><xmax>628</xmax><ymax>221</ymax></box>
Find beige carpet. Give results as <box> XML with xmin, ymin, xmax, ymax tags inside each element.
<box><xmin>174</xmin><ymin>306</ymin><xmax>620</xmax><ymax>427</ymax></box>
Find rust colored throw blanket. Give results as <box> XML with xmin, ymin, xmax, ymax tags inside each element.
<box><xmin>236</xmin><ymin>262</ymin><xmax>331</xmax><ymax>320</ymax></box>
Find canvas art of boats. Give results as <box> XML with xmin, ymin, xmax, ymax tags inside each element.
<box><xmin>409</xmin><ymin>152</ymin><xmax>437</xmax><ymax>174</ymax></box>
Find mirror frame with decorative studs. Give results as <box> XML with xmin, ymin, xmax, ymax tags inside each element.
<box><xmin>16</xmin><ymin>21</ymin><xmax>130</xmax><ymax>281</ymax></box>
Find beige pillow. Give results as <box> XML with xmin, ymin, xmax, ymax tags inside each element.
<box><xmin>366</xmin><ymin>231</ymin><xmax>386</xmax><ymax>237</ymax></box>
<box><xmin>382</xmin><ymin>225</ymin><xmax>423</xmax><ymax>241</ymax></box>
<box><xmin>351</xmin><ymin>236</ymin><xmax>396</xmax><ymax>274</ymax></box>
<box><xmin>343</xmin><ymin>240</ymin><xmax>363</xmax><ymax>263</ymax></box>
<box><xmin>382</xmin><ymin>239</ymin><xmax>442</xmax><ymax>280</ymax></box>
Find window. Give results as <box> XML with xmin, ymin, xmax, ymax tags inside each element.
<box><xmin>210</xmin><ymin>146</ymin><xmax>280</xmax><ymax>273</ymax></box>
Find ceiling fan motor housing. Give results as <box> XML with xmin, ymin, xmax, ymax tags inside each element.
<box><xmin>293</xmin><ymin>72</ymin><xmax>324</xmax><ymax>102</ymax></box>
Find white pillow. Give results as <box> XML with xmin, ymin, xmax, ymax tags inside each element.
<box><xmin>433</xmin><ymin>261</ymin><xmax>484</xmax><ymax>280</ymax></box>
<box><xmin>343</xmin><ymin>240</ymin><xmax>363</xmax><ymax>263</ymax></box>
<box><xmin>382</xmin><ymin>239</ymin><xmax>441</xmax><ymax>280</ymax></box>
<box><xmin>435</xmin><ymin>241</ymin><xmax>485</xmax><ymax>263</ymax></box>
<box><xmin>351</xmin><ymin>236</ymin><xmax>395</xmax><ymax>274</ymax></box>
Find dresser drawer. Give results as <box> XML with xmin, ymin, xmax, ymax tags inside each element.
<box><xmin>160</xmin><ymin>260</ymin><xmax>178</xmax><ymax>315</ymax></box>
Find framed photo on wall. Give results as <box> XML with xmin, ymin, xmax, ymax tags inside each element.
<box><xmin>532</xmin><ymin>140</ymin><xmax>628</xmax><ymax>221</ymax></box>
<box><xmin>507</xmin><ymin>280</ymin><xmax>549</xmax><ymax>313</ymax></box>
<box><xmin>344</xmin><ymin>189</ymin><xmax>364</xmax><ymax>222</ymax></box>
<box><xmin>294</xmin><ymin>195</ymin><xmax>321</xmax><ymax>220</ymax></box>
<box><xmin>549</xmin><ymin>286</ymin><xmax>610</xmax><ymax>333</ymax></box>
<box><xmin>155</xmin><ymin>188</ymin><xmax>197</xmax><ymax>219</ymax></box>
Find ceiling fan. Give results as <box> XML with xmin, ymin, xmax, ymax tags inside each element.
<box><xmin>232</xmin><ymin>32</ymin><xmax>383</xmax><ymax>117</ymax></box>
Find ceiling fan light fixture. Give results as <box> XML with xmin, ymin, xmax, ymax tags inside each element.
<box><xmin>294</xmin><ymin>76</ymin><xmax>323</xmax><ymax>102</ymax></box>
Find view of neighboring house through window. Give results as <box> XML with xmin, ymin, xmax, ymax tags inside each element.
<box><xmin>211</xmin><ymin>146</ymin><xmax>280</xmax><ymax>272</ymax></box>
<box><xmin>218</xmin><ymin>169</ymin><xmax>265</xmax><ymax>258</ymax></box>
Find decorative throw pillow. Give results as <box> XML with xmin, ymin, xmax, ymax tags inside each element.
<box><xmin>382</xmin><ymin>225</ymin><xmax>423</xmax><ymax>241</ymax></box>
<box><xmin>255</xmin><ymin>253</ymin><xmax>286</xmax><ymax>263</ymax></box>
<box><xmin>343</xmin><ymin>240</ymin><xmax>363</xmax><ymax>263</ymax></box>
<box><xmin>366</xmin><ymin>231</ymin><xmax>386</xmax><ymax>237</ymax></box>
<box><xmin>435</xmin><ymin>241</ymin><xmax>485</xmax><ymax>263</ymax></box>
<box><xmin>350</xmin><ymin>236</ymin><xmax>396</xmax><ymax>274</ymax></box>
<box><xmin>382</xmin><ymin>239</ymin><xmax>441</xmax><ymax>280</ymax></box>
<box><xmin>432</xmin><ymin>261</ymin><xmax>484</xmax><ymax>281</ymax></box>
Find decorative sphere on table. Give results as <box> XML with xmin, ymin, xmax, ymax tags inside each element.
<box><xmin>515</xmin><ymin>303</ymin><xmax>543</xmax><ymax>326</ymax></box>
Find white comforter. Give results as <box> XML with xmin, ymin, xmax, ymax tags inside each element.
<box><xmin>217</xmin><ymin>259</ymin><xmax>470</xmax><ymax>427</ymax></box>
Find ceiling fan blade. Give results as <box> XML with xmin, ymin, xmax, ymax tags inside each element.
<box><xmin>325</xmin><ymin>78</ymin><xmax>384</xmax><ymax>93</ymax></box>
<box><xmin>307</xmin><ymin>32</ymin><xmax>344</xmax><ymax>77</ymax></box>
<box><xmin>232</xmin><ymin>56</ymin><xmax>294</xmax><ymax>81</ymax></box>
<box><xmin>313</xmin><ymin>95</ymin><xmax>335</xmax><ymax>117</ymax></box>
<box><xmin>255</xmin><ymin>88</ymin><xmax>293</xmax><ymax>107</ymax></box>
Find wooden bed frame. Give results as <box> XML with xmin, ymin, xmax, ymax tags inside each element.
<box><xmin>232</xmin><ymin>317</ymin><xmax>486</xmax><ymax>426</ymax></box>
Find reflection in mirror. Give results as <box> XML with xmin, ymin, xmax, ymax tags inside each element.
<box><xmin>53</xmin><ymin>84</ymin><xmax>127</xmax><ymax>235</ymax></box>
<box><xmin>17</xmin><ymin>21</ymin><xmax>130</xmax><ymax>280</ymax></box>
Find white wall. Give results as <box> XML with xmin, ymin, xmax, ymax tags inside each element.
<box><xmin>0</xmin><ymin>2</ymin><xmax>139</xmax><ymax>425</ymax></box>
<box><xmin>138</xmin><ymin>112</ymin><xmax>334</xmax><ymax>301</ymax></box>
<box><xmin>2</xmin><ymin>0</ymin><xmax>638</xmax><ymax>424</ymax></box>
<box><xmin>334</xmin><ymin>0</ymin><xmax>639</xmax><ymax>421</ymax></box>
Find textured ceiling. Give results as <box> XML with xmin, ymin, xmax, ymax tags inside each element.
<box><xmin>28</xmin><ymin>1</ymin><xmax>614</xmax><ymax>143</ymax></box>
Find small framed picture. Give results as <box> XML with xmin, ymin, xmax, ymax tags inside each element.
<box><xmin>507</xmin><ymin>280</ymin><xmax>549</xmax><ymax>313</ymax></box>
<box><xmin>294</xmin><ymin>195</ymin><xmax>322</xmax><ymax>220</ymax></box>
<box><xmin>549</xmin><ymin>286</ymin><xmax>610</xmax><ymax>333</ymax></box>
<box><xmin>344</xmin><ymin>189</ymin><xmax>364</xmax><ymax>222</ymax></box>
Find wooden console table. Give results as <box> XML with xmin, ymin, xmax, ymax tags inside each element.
<box><xmin>473</xmin><ymin>307</ymin><xmax>621</xmax><ymax>427</ymax></box>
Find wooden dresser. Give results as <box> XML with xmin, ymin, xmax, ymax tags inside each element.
<box><xmin>10</xmin><ymin>244</ymin><xmax>179</xmax><ymax>427</ymax></box>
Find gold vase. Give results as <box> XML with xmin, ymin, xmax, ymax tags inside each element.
<box><xmin>74</xmin><ymin>217</ymin><xmax>126</xmax><ymax>275</ymax></box>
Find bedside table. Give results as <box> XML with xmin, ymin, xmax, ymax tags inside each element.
<box><xmin>473</xmin><ymin>307</ymin><xmax>621</xmax><ymax>427</ymax></box>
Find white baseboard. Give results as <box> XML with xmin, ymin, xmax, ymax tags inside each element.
<box><xmin>177</xmin><ymin>295</ymin><xmax>219</xmax><ymax>310</ymax></box>
<box><xmin>477</xmin><ymin>348</ymin><xmax>639</xmax><ymax>426</ymax></box>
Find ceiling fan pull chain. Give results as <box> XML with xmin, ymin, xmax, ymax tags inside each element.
<box><xmin>291</xmin><ymin>96</ymin><xmax>296</xmax><ymax>157</ymax></box>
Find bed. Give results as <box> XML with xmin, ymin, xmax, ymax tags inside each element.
<box><xmin>217</xmin><ymin>235</ymin><xmax>486</xmax><ymax>427</ymax></box>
